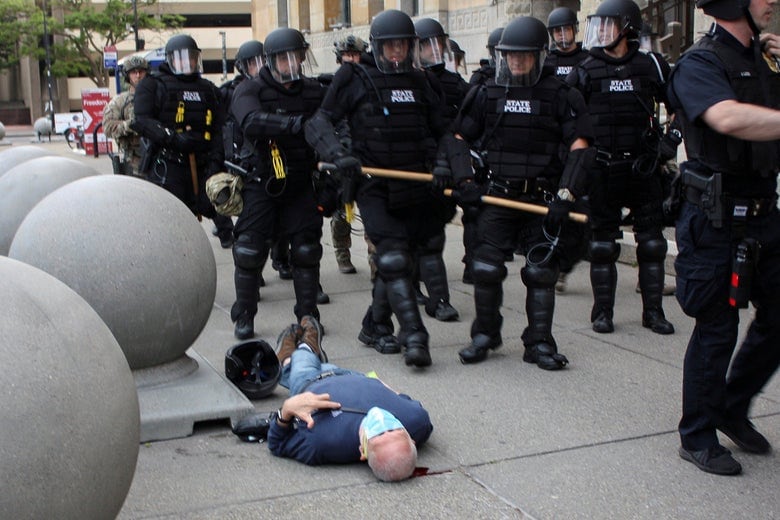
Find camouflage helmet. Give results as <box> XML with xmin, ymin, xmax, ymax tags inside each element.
<box><xmin>123</xmin><ymin>55</ymin><xmax>150</xmax><ymax>73</ymax></box>
<box><xmin>206</xmin><ymin>172</ymin><xmax>244</xmax><ymax>216</ymax></box>
<box><xmin>122</xmin><ymin>55</ymin><xmax>149</xmax><ymax>83</ymax></box>
<box><xmin>334</xmin><ymin>35</ymin><xmax>368</xmax><ymax>55</ymax></box>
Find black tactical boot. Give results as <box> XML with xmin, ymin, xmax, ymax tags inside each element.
<box><xmin>643</xmin><ymin>308</ymin><xmax>674</xmax><ymax>334</ymax></box>
<box><xmin>403</xmin><ymin>331</ymin><xmax>431</xmax><ymax>367</ymax></box>
<box><xmin>638</xmin><ymin>260</ymin><xmax>674</xmax><ymax>334</ymax></box>
<box><xmin>358</xmin><ymin>306</ymin><xmax>401</xmax><ymax>354</ymax></box>
<box><xmin>458</xmin><ymin>333</ymin><xmax>502</xmax><ymax>364</ymax></box>
<box><xmin>523</xmin><ymin>342</ymin><xmax>568</xmax><ymax>370</ymax></box>
<box><xmin>591</xmin><ymin>261</ymin><xmax>617</xmax><ymax>333</ymax></box>
<box><xmin>234</xmin><ymin>311</ymin><xmax>254</xmax><ymax>340</ymax></box>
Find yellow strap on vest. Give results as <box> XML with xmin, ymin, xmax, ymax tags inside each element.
<box><xmin>270</xmin><ymin>142</ymin><xmax>286</xmax><ymax>179</ymax></box>
<box><xmin>175</xmin><ymin>101</ymin><xmax>185</xmax><ymax>124</ymax></box>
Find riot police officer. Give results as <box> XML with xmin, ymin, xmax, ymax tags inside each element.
<box><xmin>449</xmin><ymin>16</ymin><xmax>594</xmax><ymax>369</ymax></box>
<box><xmin>132</xmin><ymin>34</ymin><xmax>225</xmax><ymax>225</ymax></box>
<box><xmin>414</xmin><ymin>17</ymin><xmax>469</xmax><ymax>321</ymax></box>
<box><xmin>543</xmin><ymin>7</ymin><xmax>591</xmax><ymax>293</ymax></box>
<box><xmin>103</xmin><ymin>55</ymin><xmax>149</xmax><ymax>177</ymax></box>
<box><xmin>229</xmin><ymin>28</ymin><xmax>326</xmax><ymax>339</ymax></box>
<box><xmin>211</xmin><ymin>40</ymin><xmax>265</xmax><ymax>250</ymax></box>
<box><xmin>469</xmin><ymin>27</ymin><xmax>504</xmax><ymax>87</ymax></box>
<box><xmin>305</xmin><ymin>9</ymin><xmax>451</xmax><ymax>368</ymax></box>
<box><xmin>669</xmin><ymin>0</ymin><xmax>780</xmax><ymax>475</ymax></box>
<box><xmin>567</xmin><ymin>0</ymin><xmax>677</xmax><ymax>335</ymax></box>
<box><xmin>544</xmin><ymin>7</ymin><xmax>589</xmax><ymax>80</ymax></box>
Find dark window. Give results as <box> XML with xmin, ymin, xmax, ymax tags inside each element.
<box><xmin>181</xmin><ymin>14</ymin><xmax>252</xmax><ymax>27</ymax></box>
<box><xmin>204</xmin><ymin>59</ymin><xmax>234</xmax><ymax>74</ymax></box>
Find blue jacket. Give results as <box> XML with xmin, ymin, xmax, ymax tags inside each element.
<box><xmin>267</xmin><ymin>374</ymin><xmax>433</xmax><ymax>465</ymax></box>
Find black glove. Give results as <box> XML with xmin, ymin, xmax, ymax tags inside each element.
<box><xmin>333</xmin><ymin>154</ymin><xmax>361</xmax><ymax>181</ymax></box>
<box><xmin>431</xmin><ymin>160</ymin><xmax>452</xmax><ymax>192</ymax></box>
<box><xmin>168</xmin><ymin>131</ymin><xmax>201</xmax><ymax>153</ymax></box>
<box><xmin>657</xmin><ymin>129</ymin><xmax>682</xmax><ymax>162</ymax></box>
<box><xmin>452</xmin><ymin>181</ymin><xmax>484</xmax><ymax>208</ymax></box>
<box><xmin>544</xmin><ymin>198</ymin><xmax>574</xmax><ymax>235</ymax></box>
<box><xmin>288</xmin><ymin>115</ymin><xmax>304</xmax><ymax>135</ymax></box>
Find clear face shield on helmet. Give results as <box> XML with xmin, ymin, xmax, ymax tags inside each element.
<box><xmin>549</xmin><ymin>25</ymin><xmax>577</xmax><ymax>52</ymax></box>
<box><xmin>495</xmin><ymin>49</ymin><xmax>546</xmax><ymax>87</ymax></box>
<box><xmin>582</xmin><ymin>16</ymin><xmax>623</xmax><ymax>49</ymax></box>
<box><xmin>418</xmin><ymin>35</ymin><xmax>453</xmax><ymax>68</ymax></box>
<box><xmin>239</xmin><ymin>56</ymin><xmax>263</xmax><ymax>78</ymax></box>
<box><xmin>374</xmin><ymin>37</ymin><xmax>420</xmax><ymax>74</ymax></box>
<box><xmin>267</xmin><ymin>49</ymin><xmax>317</xmax><ymax>83</ymax></box>
<box><xmin>167</xmin><ymin>48</ymin><xmax>203</xmax><ymax>75</ymax></box>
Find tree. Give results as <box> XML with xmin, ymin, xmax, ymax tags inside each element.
<box><xmin>0</xmin><ymin>0</ymin><xmax>38</xmax><ymax>71</ymax></box>
<box><xmin>32</xmin><ymin>0</ymin><xmax>183</xmax><ymax>88</ymax></box>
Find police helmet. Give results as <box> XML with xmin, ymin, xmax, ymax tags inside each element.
<box><xmin>235</xmin><ymin>40</ymin><xmax>264</xmax><ymax>78</ymax></box>
<box><xmin>547</xmin><ymin>7</ymin><xmax>579</xmax><ymax>29</ymax></box>
<box><xmin>122</xmin><ymin>55</ymin><xmax>149</xmax><ymax>84</ymax></box>
<box><xmin>415</xmin><ymin>18</ymin><xmax>452</xmax><ymax>68</ymax></box>
<box><xmin>165</xmin><ymin>34</ymin><xmax>203</xmax><ymax>75</ymax></box>
<box><xmin>583</xmin><ymin>0</ymin><xmax>642</xmax><ymax>50</ymax></box>
<box><xmin>547</xmin><ymin>7</ymin><xmax>579</xmax><ymax>51</ymax></box>
<box><xmin>495</xmin><ymin>16</ymin><xmax>548</xmax><ymax>87</ymax></box>
<box><xmin>696</xmin><ymin>0</ymin><xmax>750</xmax><ymax>20</ymax></box>
<box><xmin>486</xmin><ymin>27</ymin><xmax>504</xmax><ymax>60</ymax></box>
<box><xmin>264</xmin><ymin>28</ymin><xmax>312</xmax><ymax>83</ymax></box>
<box><xmin>369</xmin><ymin>9</ymin><xmax>420</xmax><ymax>74</ymax></box>
<box><xmin>225</xmin><ymin>340</ymin><xmax>281</xmax><ymax>400</ymax></box>
<box><xmin>333</xmin><ymin>35</ymin><xmax>368</xmax><ymax>63</ymax></box>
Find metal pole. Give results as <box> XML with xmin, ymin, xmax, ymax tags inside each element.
<box><xmin>41</xmin><ymin>0</ymin><xmax>55</xmax><ymax>128</ymax></box>
<box><xmin>219</xmin><ymin>31</ymin><xmax>227</xmax><ymax>81</ymax></box>
<box><xmin>133</xmin><ymin>0</ymin><xmax>140</xmax><ymax>51</ymax></box>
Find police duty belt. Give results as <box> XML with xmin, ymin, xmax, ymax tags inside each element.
<box><xmin>318</xmin><ymin>162</ymin><xmax>588</xmax><ymax>223</ymax></box>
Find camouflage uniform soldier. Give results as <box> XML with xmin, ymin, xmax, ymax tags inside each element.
<box><xmin>103</xmin><ymin>56</ymin><xmax>149</xmax><ymax>176</ymax></box>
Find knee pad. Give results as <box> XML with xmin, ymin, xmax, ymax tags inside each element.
<box><xmin>521</xmin><ymin>265</ymin><xmax>558</xmax><ymax>288</ymax></box>
<box><xmin>233</xmin><ymin>234</ymin><xmax>266</xmax><ymax>270</ymax></box>
<box><xmin>635</xmin><ymin>235</ymin><xmax>667</xmax><ymax>263</ymax></box>
<box><xmin>376</xmin><ymin>249</ymin><xmax>412</xmax><ymax>280</ymax></box>
<box><xmin>290</xmin><ymin>240</ymin><xmax>322</xmax><ymax>268</ymax></box>
<box><xmin>589</xmin><ymin>241</ymin><xmax>620</xmax><ymax>264</ymax></box>
<box><xmin>472</xmin><ymin>259</ymin><xmax>507</xmax><ymax>284</ymax></box>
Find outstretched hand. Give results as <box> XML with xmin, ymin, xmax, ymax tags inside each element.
<box><xmin>282</xmin><ymin>392</ymin><xmax>341</xmax><ymax>429</ymax></box>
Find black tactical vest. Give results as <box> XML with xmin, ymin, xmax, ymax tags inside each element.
<box><xmin>349</xmin><ymin>63</ymin><xmax>435</xmax><ymax>172</ymax></box>
<box><xmin>220</xmin><ymin>76</ymin><xmax>243</xmax><ymax>162</ymax></box>
<box><xmin>430</xmin><ymin>66</ymin><xmax>468</xmax><ymax>124</ymax></box>
<box><xmin>155</xmin><ymin>73</ymin><xmax>218</xmax><ymax>141</ymax></box>
<box><xmin>579</xmin><ymin>47</ymin><xmax>663</xmax><ymax>154</ymax></box>
<box><xmin>545</xmin><ymin>45</ymin><xmax>589</xmax><ymax>80</ymax></box>
<box><xmin>483</xmin><ymin>74</ymin><xmax>566</xmax><ymax>180</ymax></box>
<box><xmin>248</xmin><ymin>71</ymin><xmax>323</xmax><ymax>179</ymax></box>
<box><xmin>677</xmin><ymin>35</ymin><xmax>780</xmax><ymax>179</ymax></box>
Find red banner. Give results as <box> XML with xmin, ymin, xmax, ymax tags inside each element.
<box><xmin>81</xmin><ymin>88</ymin><xmax>113</xmax><ymax>156</ymax></box>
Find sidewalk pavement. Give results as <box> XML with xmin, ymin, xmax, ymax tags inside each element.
<box><xmin>8</xmin><ymin>141</ymin><xmax>780</xmax><ymax>519</ymax></box>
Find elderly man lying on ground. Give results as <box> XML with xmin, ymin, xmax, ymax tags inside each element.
<box><xmin>265</xmin><ymin>315</ymin><xmax>433</xmax><ymax>481</ymax></box>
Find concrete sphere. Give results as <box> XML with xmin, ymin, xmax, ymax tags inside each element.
<box><xmin>0</xmin><ymin>156</ymin><xmax>101</xmax><ymax>255</ymax></box>
<box><xmin>0</xmin><ymin>256</ymin><xmax>139</xmax><ymax>519</ymax></box>
<box><xmin>9</xmin><ymin>175</ymin><xmax>217</xmax><ymax>369</ymax></box>
<box><xmin>0</xmin><ymin>145</ymin><xmax>55</xmax><ymax>178</ymax></box>
<box><xmin>33</xmin><ymin>116</ymin><xmax>53</xmax><ymax>136</ymax></box>
<box><xmin>0</xmin><ymin>122</ymin><xmax>5</xmax><ymax>140</ymax></box>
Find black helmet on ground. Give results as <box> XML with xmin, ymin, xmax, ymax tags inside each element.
<box><xmin>582</xmin><ymin>0</ymin><xmax>642</xmax><ymax>50</ymax></box>
<box><xmin>415</xmin><ymin>18</ymin><xmax>453</xmax><ymax>68</ymax></box>
<box><xmin>165</xmin><ymin>34</ymin><xmax>203</xmax><ymax>75</ymax></box>
<box><xmin>225</xmin><ymin>340</ymin><xmax>281</xmax><ymax>400</ymax></box>
<box><xmin>369</xmin><ymin>9</ymin><xmax>420</xmax><ymax>74</ymax></box>
<box><xmin>235</xmin><ymin>40</ymin><xmax>264</xmax><ymax>78</ymax></box>
<box><xmin>495</xmin><ymin>16</ymin><xmax>548</xmax><ymax>87</ymax></box>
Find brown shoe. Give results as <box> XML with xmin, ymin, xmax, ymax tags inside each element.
<box><xmin>275</xmin><ymin>323</ymin><xmax>302</xmax><ymax>364</ymax></box>
<box><xmin>300</xmin><ymin>315</ymin><xmax>327</xmax><ymax>362</ymax></box>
